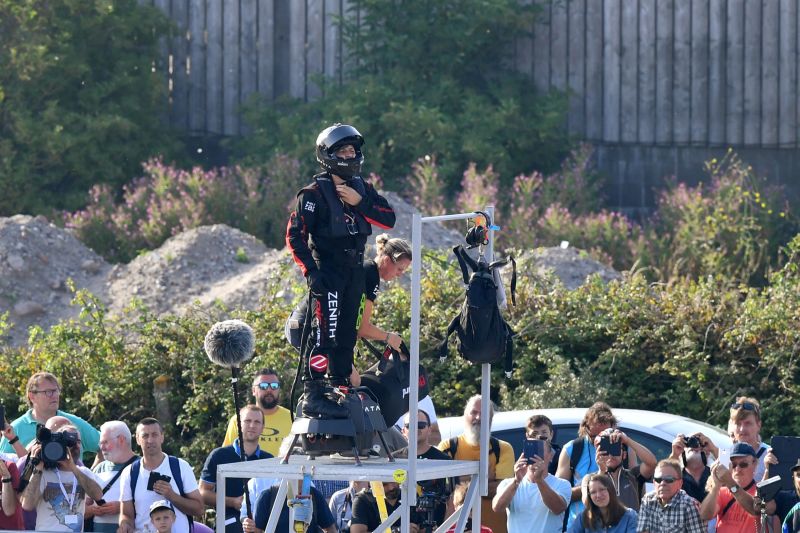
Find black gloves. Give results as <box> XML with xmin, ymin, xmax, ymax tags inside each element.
<box><xmin>307</xmin><ymin>270</ymin><xmax>328</xmax><ymax>296</ymax></box>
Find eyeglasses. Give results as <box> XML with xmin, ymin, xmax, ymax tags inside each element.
<box><xmin>257</xmin><ymin>382</ymin><xmax>280</xmax><ymax>390</ymax></box>
<box><xmin>653</xmin><ymin>476</ymin><xmax>678</xmax><ymax>484</ymax></box>
<box><xmin>31</xmin><ymin>388</ymin><xmax>60</xmax><ymax>398</ymax></box>
<box><xmin>731</xmin><ymin>461</ymin><xmax>753</xmax><ymax>469</ymax></box>
<box><xmin>731</xmin><ymin>402</ymin><xmax>759</xmax><ymax>413</ymax></box>
<box><xmin>404</xmin><ymin>421</ymin><xmax>429</xmax><ymax>430</ymax></box>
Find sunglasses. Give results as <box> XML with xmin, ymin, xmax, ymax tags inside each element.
<box><xmin>731</xmin><ymin>461</ymin><xmax>753</xmax><ymax>469</ymax></box>
<box><xmin>731</xmin><ymin>401</ymin><xmax>759</xmax><ymax>412</ymax></box>
<box><xmin>653</xmin><ymin>476</ymin><xmax>678</xmax><ymax>484</ymax></box>
<box><xmin>257</xmin><ymin>382</ymin><xmax>280</xmax><ymax>390</ymax></box>
<box><xmin>404</xmin><ymin>421</ymin><xmax>429</xmax><ymax>430</ymax></box>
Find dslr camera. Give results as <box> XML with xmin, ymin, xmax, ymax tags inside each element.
<box><xmin>683</xmin><ymin>435</ymin><xmax>702</xmax><ymax>449</ymax></box>
<box><xmin>35</xmin><ymin>425</ymin><xmax>78</xmax><ymax>468</ymax></box>
<box><xmin>147</xmin><ymin>471</ymin><xmax>172</xmax><ymax>491</ymax></box>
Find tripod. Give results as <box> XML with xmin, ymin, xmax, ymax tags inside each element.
<box><xmin>757</xmin><ymin>499</ymin><xmax>775</xmax><ymax>533</ymax></box>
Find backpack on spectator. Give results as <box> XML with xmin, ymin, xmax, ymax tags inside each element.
<box><xmin>436</xmin><ymin>244</ymin><xmax>515</xmax><ymax>377</ymax></box>
<box><xmin>130</xmin><ymin>456</ymin><xmax>193</xmax><ymax>530</ymax></box>
<box><xmin>445</xmin><ymin>436</ymin><xmax>501</xmax><ymax>464</ymax></box>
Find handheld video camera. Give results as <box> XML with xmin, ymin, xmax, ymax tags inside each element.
<box><xmin>36</xmin><ymin>425</ymin><xmax>78</xmax><ymax>468</ymax></box>
<box><xmin>147</xmin><ymin>471</ymin><xmax>172</xmax><ymax>491</ymax></box>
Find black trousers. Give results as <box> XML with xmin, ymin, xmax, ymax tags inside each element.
<box><xmin>303</xmin><ymin>261</ymin><xmax>365</xmax><ymax>381</ymax></box>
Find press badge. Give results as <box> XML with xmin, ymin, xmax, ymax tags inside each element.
<box><xmin>64</xmin><ymin>514</ymin><xmax>79</xmax><ymax>525</ymax></box>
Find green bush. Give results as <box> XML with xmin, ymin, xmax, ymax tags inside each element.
<box><xmin>234</xmin><ymin>0</ymin><xmax>569</xmax><ymax>190</ymax></box>
<box><xmin>0</xmin><ymin>0</ymin><xmax>183</xmax><ymax>215</ymax></box>
<box><xmin>65</xmin><ymin>156</ymin><xmax>302</xmax><ymax>262</ymax></box>
<box><xmin>6</xmin><ymin>240</ymin><xmax>800</xmax><ymax>470</ymax></box>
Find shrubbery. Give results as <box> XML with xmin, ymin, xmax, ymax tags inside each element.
<box><xmin>65</xmin><ymin>156</ymin><xmax>302</xmax><ymax>262</ymax></box>
<box><xmin>4</xmin><ymin>237</ymin><xmax>800</xmax><ymax>469</ymax></box>
<box><xmin>0</xmin><ymin>0</ymin><xmax>183</xmax><ymax>215</ymax></box>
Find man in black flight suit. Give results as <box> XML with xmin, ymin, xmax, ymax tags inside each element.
<box><xmin>286</xmin><ymin>123</ymin><xmax>396</xmax><ymax>419</ymax></box>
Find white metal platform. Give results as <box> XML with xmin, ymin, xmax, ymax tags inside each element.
<box><xmin>215</xmin><ymin>455</ymin><xmax>481</xmax><ymax>533</ymax></box>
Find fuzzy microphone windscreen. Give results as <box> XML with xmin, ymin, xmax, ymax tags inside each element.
<box><xmin>204</xmin><ymin>320</ymin><xmax>255</xmax><ymax>368</ymax></box>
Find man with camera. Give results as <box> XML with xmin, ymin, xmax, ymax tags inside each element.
<box><xmin>668</xmin><ymin>432</ymin><xmax>718</xmax><ymax>503</ymax></box>
<box><xmin>589</xmin><ymin>428</ymin><xmax>656</xmax><ymax>512</ymax></box>
<box><xmin>699</xmin><ymin>442</ymin><xmax>778</xmax><ymax>531</ymax></box>
<box><xmin>492</xmin><ymin>439</ymin><xmax>572</xmax><ymax>533</ymax></box>
<box><xmin>118</xmin><ymin>418</ymin><xmax>203</xmax><ymax>533</ymax></box>
<box><xmin>0</xmin><ymin>373</ymin><xmax>101</xmax><ymax>464</ymax></box>
<box><xmin>19</xmin><ymin>424</ymin><xmax>103</xmax><ymax>531</ymax></box>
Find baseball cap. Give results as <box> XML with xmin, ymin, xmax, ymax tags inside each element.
<box><xmin>149</xmin><ymin>499</ymin><xmax>175</xmax><ymax>515</ymax></box>
<box><xmin>729</xmin><ymin>442</ymin><xmax>757</xmax><ymax>458</ymax></box>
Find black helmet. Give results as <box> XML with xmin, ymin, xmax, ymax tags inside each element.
<box><xmin>315</xmin><ymin>123</ymin><xmax>364</xmax><ymax>178</ymax></box>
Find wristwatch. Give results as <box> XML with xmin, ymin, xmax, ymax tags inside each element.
<box><xmin>729</xmin><ymin>484</ymin><xmax>739</xmax><ymax>494</ymax></box>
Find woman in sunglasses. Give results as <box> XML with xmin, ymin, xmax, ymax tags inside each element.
<box><xmin>569</xmin><ymin>474</ymin><xmax>636</xmax><ymax>532</ymax></box>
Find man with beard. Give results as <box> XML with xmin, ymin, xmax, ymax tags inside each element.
<box><xmin>221</xmin><ymin>369</ymin><xmax>291</xmax><ymax>457</ymax></box>
<box><xmin>84</xmin><ymin>421</ymin><xmax>139</xmax><ymax>533</ymax></box>
<box><xmin>668</xmin><ymin>432</ymin><xmax>717</xmax><ymax>503</ymax></box>
<box><xmin>201</xmin><ymin>405</ymin><xmax>272</xmax><ymax>533</ymax></box>
<box><xmin>438</xmin><ymin>395</ymin><xmax>515</xmax><ymax>533</ymax></box>
<box><xmin>350</xmin><ymin>482</ymin><xmax>421</xmax><ymax>533</ymax></box>
<box><xmin>637</xmin><ymin>459</ymin><xmax>705</xmax><ymax>533</ymax></box>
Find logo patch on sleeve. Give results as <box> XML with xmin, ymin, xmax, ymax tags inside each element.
<box><xmin>304</xmin><ymin>201</ymin><xmax>316</xmax><ymax>212</ymax></box>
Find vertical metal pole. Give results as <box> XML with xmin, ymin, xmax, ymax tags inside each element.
<box><xmin>479</xmin><ymin>205</ymin><xmax>494</xmax><ymax>497</ymax></box>
<box><xmin>401</xmin><ymin>211</ymin><xmax>423</xmax><ymax>533</ymax></box>
<box><xmin>216</xmin><ymin>471</ymin><xmax>225</xmax><ymax>533</ymax></box>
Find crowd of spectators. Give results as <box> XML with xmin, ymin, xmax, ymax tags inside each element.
<box><xmin>0</xmin><ymin>369</ymin><xmax>798</xmax><ymax>533</ymax></box>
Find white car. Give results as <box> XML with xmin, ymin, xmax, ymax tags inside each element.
<box><xmin>436</xmin><ymin>407</ymin><xmax>732</xmax><ymax>461</ymax></box>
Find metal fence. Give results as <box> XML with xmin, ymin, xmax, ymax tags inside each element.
<box><xmin>150</xmin><ymin>0</ymin><xmax>800</xmax><ymax>208</ymax></box>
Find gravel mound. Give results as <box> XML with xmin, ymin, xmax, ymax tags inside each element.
<box><xmin>0</xmin><ymin>194</ymin><xmax>620</xmax><ymax>349</ymax></box>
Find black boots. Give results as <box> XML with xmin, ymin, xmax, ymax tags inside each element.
<box><xmin>300</xmin><ymin>380</ymin><xmax>349</xmax><ymax>419</ymax></box>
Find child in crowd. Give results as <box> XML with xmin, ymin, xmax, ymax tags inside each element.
<box><xmin>149</xmin><ymin>500</ymin><xmax>177</xmax><ymax>533</ymax></box>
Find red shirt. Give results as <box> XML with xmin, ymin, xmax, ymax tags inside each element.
<box><xmin>0</xmin><ymin>460</ymin><xmax>23</xmax><ymax>530</ymax></box>
<box><xmin>715</xmin><ymin>484</ymin><xmax>758</xmax><ymax>533</ymax></box>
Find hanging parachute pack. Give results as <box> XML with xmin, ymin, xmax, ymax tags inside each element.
<box><xmin>437</xmin><ymin>221</ymin><xmax>516</xmax><ymax>376</ymax></box>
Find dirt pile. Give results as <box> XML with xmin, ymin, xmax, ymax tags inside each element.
<box><xmin>0</xmin><ymin>194</ymin><xmax>621</xmax><ymax>348</ymax></box>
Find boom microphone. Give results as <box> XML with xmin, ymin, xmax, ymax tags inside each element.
<box><xmin>204</xmin><ymin>320</ymin><xmax>255</xmax><ymax>368</ymax></box>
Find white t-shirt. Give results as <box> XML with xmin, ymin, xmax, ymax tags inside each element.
<box><xmin>119</xmin><ymin>455</ymin><xmax>198</xmax><ymax>533</ymax></box>
<box><xmin>35</xmin><ymin>466</ymin><xmax>101</xmax><ymax>532</ymax></box>
<box><xmin>393</xmin><ymin>395</ymin><xmax>439</xmax><ymax>429</ymax></box>
<box><xmin>91</xmin><ymin>460</ymin><xmax>131</xmax><ymax>530</ymax></box>
<box><xmin>496</xmin><ymin>474</ymin><xmax>572</xmax><ymax>533</ymax></box>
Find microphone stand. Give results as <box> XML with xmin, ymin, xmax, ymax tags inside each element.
<box><xmin>230</xmin><ymin>366</ymin><xmax>253</xmax><ymax>519</ymax></box>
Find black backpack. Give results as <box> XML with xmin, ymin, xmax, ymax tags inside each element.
<box><xmin>437</xmin><ymin>245</ymin><xmax>515</xmax><ymax>376</ymax></box>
